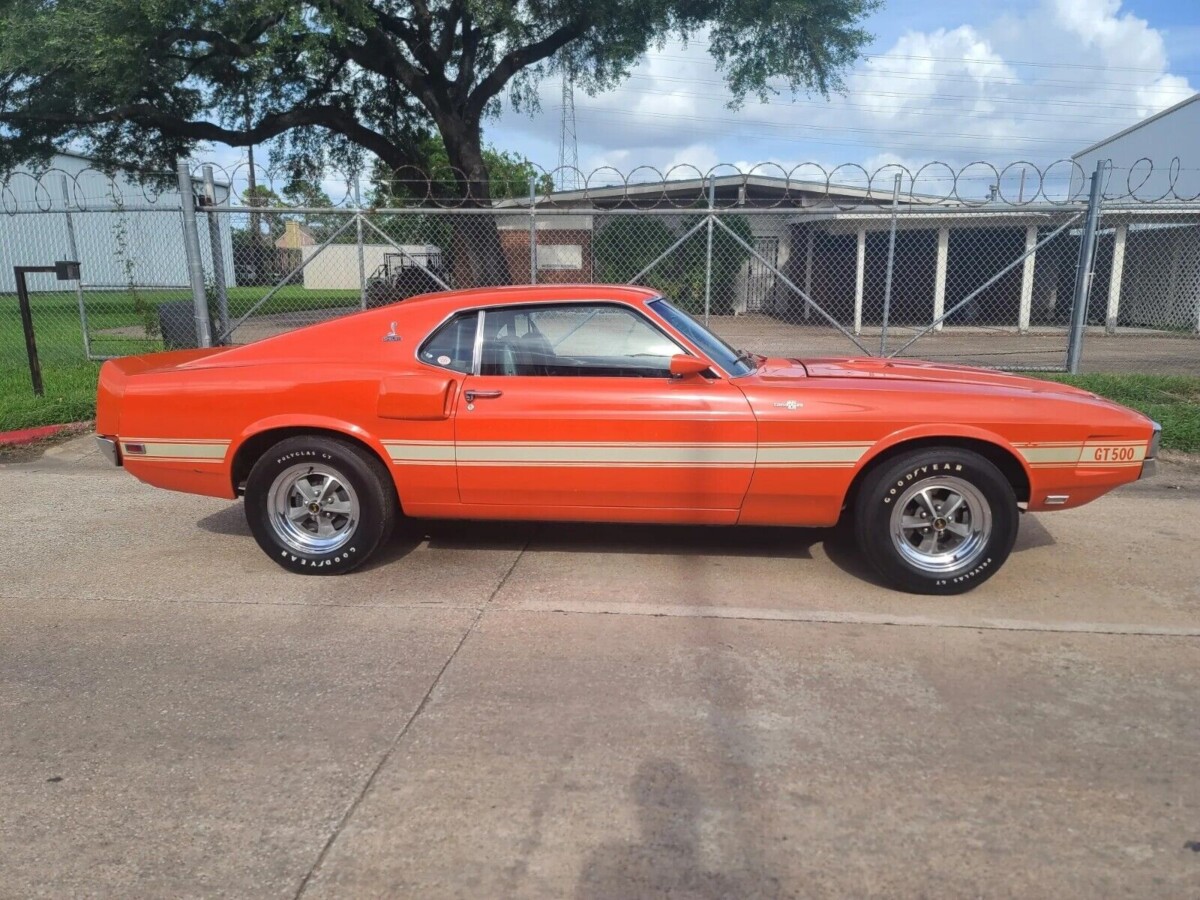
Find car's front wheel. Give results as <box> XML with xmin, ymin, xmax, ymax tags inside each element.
<box><xmin>244</xmin><ymin>435</ymin><xmax>397</xmax><ymax>575</ymax></box>
<box><xmin>853</xmin><ymin>447</ymin><xmax>1019</xmax><ymax>594</ymax></box>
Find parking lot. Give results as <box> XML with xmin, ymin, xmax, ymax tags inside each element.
<box><xmin>3</xmin><ymin>436</ymin><xmax>1199</xmax><ymax>898</ymax></box>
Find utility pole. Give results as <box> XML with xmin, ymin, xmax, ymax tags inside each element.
<box><xmin>557</xmin><ymin>72</ymin><xmax>580</xmax><ymax>191</ymax></box>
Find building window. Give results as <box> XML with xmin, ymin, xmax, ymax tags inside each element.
<box><xmin>537</xmin><ymin>245</ymin><xmax>583</xmax><ymax>271</ymax></box>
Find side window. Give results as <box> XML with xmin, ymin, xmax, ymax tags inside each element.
<box><xmin>419</xmin><ymin>312</ymin><xmax>477</xmax><ymax>374</ymax></box>
<box><xmin>480</xmin><ymin>304</ymin><xmax>684</xmax><ymax>377</ymax></box>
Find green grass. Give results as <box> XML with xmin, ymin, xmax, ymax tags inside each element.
<box><xmin>1</xmin><ymin>285</ymin><xmax>359</xmax><ymax>432</ymax></box>
<box><xmin>1</xmin><ymin>363</ymin><xmax>100</xmax><ymax>432</ymax></box>
<box><xmin>1038</xmin><ymin>373</ymin><xmax>1200</xmax><ymax>454</ymax></box>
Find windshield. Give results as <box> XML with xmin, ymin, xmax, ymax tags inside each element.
<box><xmin>648</xmin><ymin>298</ymin><xmax>757</xmax><ymax>377</ymax></box>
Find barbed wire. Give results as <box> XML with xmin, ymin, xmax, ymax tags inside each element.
<box><xmin>3</xmin><ymin>157</ymin><xmax>1200</xmax><ymax>215</ymax></box>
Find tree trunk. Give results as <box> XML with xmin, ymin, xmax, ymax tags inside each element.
<box><xmin>443</xmin><ymin>123</ymin><xmax>512</xmax><ymax>288</ymax></box>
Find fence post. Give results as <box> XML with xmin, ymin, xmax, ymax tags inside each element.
<box><xmin>176</xmin><ymin>160</ymin><xmax>213</xmax><ymax>348</ymax></box>
<box><xmin>1066</xmin><ymin>161</ymin><xmax>1104</xmax><ymax>373</ymax></box>
<box><xmin>880</xmin><ymin>173</ymin><xmax>902</xmax><ymax>356</ymax></box>
<box><xmin>355</xmin><ymin>179</ymin><xmax>367</xmax><ymax>310</ymax></box>
<box><xmin>202</xmin><ymin>166</ymin><xmax>231</xmax><ymax>341</ymax></box>
<box><xmin>59</xmin><ymin>176</ymin><xmax>92</xmax><ymax>359</ymax></box>
<box><xmin>703</xmin><ymin>177</ymin><xmax>715</xmax><ymax>324</ymax></box>
<box><xmin>529</xmin><ymin>181</ymin><xmax>538</xmax><ymax>285</ymax></box>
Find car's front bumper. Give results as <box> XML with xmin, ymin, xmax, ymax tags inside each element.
<box><xmin>96</xmin><ymin>435</ymin><xmax>121</xmax><ymax>467</ymax></box>
<box><xmin>1140</xmin><ymin>421</ymin><xmax>1162</xmax><ymax>479</ymax></box>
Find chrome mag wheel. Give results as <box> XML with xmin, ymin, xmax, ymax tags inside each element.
<box><xmin>267</xmin><ymin>463</ymin><xmax>361</xmax><ymax>554</ymax></box>
<box><xmin>889</xmin><ymin>476</ymin><xmax>992</xmax><ymax>574</ymax></box>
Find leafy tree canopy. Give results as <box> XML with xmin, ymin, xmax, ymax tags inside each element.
<box><xmin>0</xmin><ymin>0</ymin><xmax>879</xmax><ymax>192</ymax></box>
<box><xmin>0</xmin><ymin>0</ymin><xmax>879</xmax><ymax>282</ymax></box>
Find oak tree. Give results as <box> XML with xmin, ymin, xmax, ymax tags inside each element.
<box><xmin>0</xmin><ymin>0</ymin><xmax>879</xmax><ymax>283</ymax></box>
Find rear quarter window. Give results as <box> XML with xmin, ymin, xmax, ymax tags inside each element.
<box><xmin>419</xmin><ymin>312</ymin><xmax>478</xmax><ymax>373</ymax></box>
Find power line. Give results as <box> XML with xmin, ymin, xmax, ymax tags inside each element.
<box><xmin>565</xmin><ymin>102</ymin><xmax>1104</xmax><ymax>147</ymax></box>
<box><xmin>598</xmin><ymin>81</ymin><xmax>1154</xmax><ymax>128</ymax></box>
<box><xmin>612</xmin><ymin>71</ymin><xmax>1191</xmax><ymax>112</ymax></box>
<box><xmin>653</xmin><ymin>36</ymin><xmax>1196</xmax><ymax>75</ymax></box>
<box><xmin>641</xmin><ymin>49</ymin><xmax>1196</xmax><ymax>92</ymax></box>
<box><xmin>552</xmin><ymin>105</ymin><xmax>1091</xmax><ymax>157</ymax></box>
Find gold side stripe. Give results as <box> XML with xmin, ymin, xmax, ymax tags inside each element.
<box><xmin>757</xmin><ymin>446</ymin><xmax>869</xmax><ymax>464</ymax></box>
<box><xmin>385</xmin><ymin>444</ymin><xmax>457</xmax><ymax>462</ymax></box>
<box><xmin>456</xmin><ymin>445</ymin><xmax>757</xmax><ymax>465</ymax></box>
<box><xmin>455</xmin><ymin>461</ymin><xmax>753</xmax><ymax>469</ymax></box>
<box><xmin>121</xmin><ymin>441</ymin><xmax>228</xmax><ymax>461</ymax></box>
<box><xmin>1018</xmin><ymin>447</ymin><xmax>1084</xmax><ymax>464</ymax></box>
<box><xmin>383</xmin><ymin>440</ymin><xmax>875</xmax><ymax>449</ymax></box>
<box><xmin>1020</xmin><ymin>444</ymin><xmax>1148</xmax><ymax>466</ymax></box>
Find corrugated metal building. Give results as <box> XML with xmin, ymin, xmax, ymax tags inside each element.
<box><xmin>0</xmin><ymin>152</ymin><xmax>235</xmax><ymax>293</ymax></box>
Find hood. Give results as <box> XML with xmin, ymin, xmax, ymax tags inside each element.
<box><xmin>797</xmin><ymin>357</ymin><xmax>1095</xmax><ymax>396</ymax></box>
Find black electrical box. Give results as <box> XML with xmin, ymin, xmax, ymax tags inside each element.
<box><xmin>54</xmin><ymin>260</ymin><xmax>81</xmax><ymax>280</ymax></box>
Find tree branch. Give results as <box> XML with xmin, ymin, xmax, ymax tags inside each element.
<box><xmin>467</xmin><ymin>21</ymin><xmax>587</xmax><ymax>120</ymax></box>
<box><xmin>11</xmin><ymin>103</ymin><xmax>417</xmax><ymax>170</ymax></box>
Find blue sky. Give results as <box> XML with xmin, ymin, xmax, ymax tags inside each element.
<box><xmin>478</xmin><ymin>0</ymin><xmax>1198</xmax><ymax>182</ymax></box>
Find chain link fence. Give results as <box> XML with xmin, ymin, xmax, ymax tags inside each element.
<box><xmin>3</xmin><ymin>159</ymin><xmax>1199</xmax><ymax>406</ymax></box>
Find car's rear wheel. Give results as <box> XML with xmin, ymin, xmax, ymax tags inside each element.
<box><xmin>244</xmin><ymin>435</ymin><xmax>397</xmax><ymax>574</ymax></box>
<box><xmin>853</xmin><ymin>447</ymin><xmax>1018</xmax><ymax>594</ymax></box>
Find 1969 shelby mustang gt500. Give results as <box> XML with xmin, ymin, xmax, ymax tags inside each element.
<box><xmin>95</xmin><ymin>285</ymin><xmax>1159</xmax><ymax>594</ymax></box>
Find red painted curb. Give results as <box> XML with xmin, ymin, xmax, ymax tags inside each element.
<box><xmin>0</xmin><ymin>423</ymin><xmax>85</xmax><ymax>447</ymax></box>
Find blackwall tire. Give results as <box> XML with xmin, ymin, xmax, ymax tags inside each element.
<box><xmin>853</xmin><ymin>447</ymin><xmax>1018</xmax><ymax>595</ymax></box>
<box><xmin>244</xmin><ymin>435</ymin><xmax>397</xmax><ymax>575</ymax></box>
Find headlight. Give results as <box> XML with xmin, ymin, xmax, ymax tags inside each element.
<box><xmin>1148</xmin><ymin>422</ymin><xmax>1162</xmax><ymax>459</ymax></box>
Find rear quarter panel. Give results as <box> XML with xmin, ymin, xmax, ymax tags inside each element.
<box><xmin>110</xmin><ymin>300</ymin><xmax>465</xmax><ymax>503</ymax></box>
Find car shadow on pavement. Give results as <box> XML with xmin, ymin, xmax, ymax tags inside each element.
<box><xmin>427</xmin><ymin>520</ymin><xmax>822</xmax><ymax>560</ymax></box>
<box><xmin>194</xmin><ymin>504</ymin><xmax>1056</xmax><ymax>586</ymax></box>
<box><xmin>575</xmin><ymin>759</ymin><xmax>782</xmax><ymax>900</ymax></box>
<box><xmin>195</xmin><ymin>503</ymin><xmax>251</xmax><ymax>537</ymax></box>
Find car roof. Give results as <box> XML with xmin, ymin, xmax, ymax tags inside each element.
<box><xmin>406</xmin><ymin>283</ymin><xmax>660</xmax><ymax>312</ymax></box>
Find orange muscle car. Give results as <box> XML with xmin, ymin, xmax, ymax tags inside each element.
<box><xmin>95</xmin><ymin>285</ymin><xmax>1159</xmax><ymax>594</ymax></box>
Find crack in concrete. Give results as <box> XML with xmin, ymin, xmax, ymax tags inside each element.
<box><xmin>290</xmin><ymin>533</ymin><xmax>532</xmax><ymax>899</ymax></box>
<box><xmin>497</xmin><ymin>601</ymin><xmax>1200</xmax><ymax>638</ymax></box>
<box><xmin>3</xmin><ymin>593</ymin><xmax>1198</xmax><ymax>638</ymax></box>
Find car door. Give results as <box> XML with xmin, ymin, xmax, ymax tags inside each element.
<box><xmin>454</xmin><ymin>301</ymin><xmax>757</xmax><ymax>514</ymax></box>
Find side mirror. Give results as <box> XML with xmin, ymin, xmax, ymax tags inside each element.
<box><xmin>669</xmin><ymin>354</ymin><xmax>710</xmax><ymax>378</ymax></box>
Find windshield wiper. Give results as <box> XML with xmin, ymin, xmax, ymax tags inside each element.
<box><xmin>734</xmin><ymin>349</ymin><xmax>758</xmax><ymax>369</ymax></box>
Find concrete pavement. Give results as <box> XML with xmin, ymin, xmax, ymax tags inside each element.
<box><xmin>2</xmin><ymin>436</ymin><xmax>1198</xmax><ymax>897</ymax></box>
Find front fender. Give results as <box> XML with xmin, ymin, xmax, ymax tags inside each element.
<box><xmin>853</xmin><ymin>423</ymin><xmax>1034</xmax><ymax>487</ymax></box>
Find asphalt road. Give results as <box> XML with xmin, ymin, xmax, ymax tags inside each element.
<box><xmin>3</xmin><ymin>436</ymin><xmax>1199</xmax><ymax>898</ymax></box>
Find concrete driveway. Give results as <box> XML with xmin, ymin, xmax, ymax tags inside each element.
<box><xmin>2</xmin><ymin>436</ymin><xmax>1198</xmax><ymax>898</ymax></box>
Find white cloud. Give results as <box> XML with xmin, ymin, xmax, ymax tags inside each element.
<box><xmin>488</xmin><ymin>0</ymin><xmax>1195</xmax><ymax>180</ymax></box>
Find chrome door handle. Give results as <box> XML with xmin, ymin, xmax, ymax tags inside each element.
<box><xmin>464</xmin><ymin>389</ymin><xmax>503</xmax><ymax>402</ymax></box>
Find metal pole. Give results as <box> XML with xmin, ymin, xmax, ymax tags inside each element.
<box><xmin>880</xmin><ymin>173</ymin><xmax>901</xmax><ymax>356</ymax></box>
<box><xmin>529</xmin><ymin>181</ymin><xmax>538</xmax><ymax>285</ymax></box>
<box><xmin>176</xmin><ymin>160</ymin><xmax>213</xmax><ymax>348</ymax></box>
<box><xmin>13</xmin><ymin>268</ymin><xmax>44</xmax><ymax>395</ymax></box>
<box><xmin>703</xmin><ymin>178</ymin><xmax>715</xmax><ymax>324</ymax></box>
<box><xmin>202</xmin><ymin>166</ymin><xmax>231</xmax><ymax>341</ymax></box>
<box><xmin>60</xmin><ymin>176</ymin><xmax>91</xmax><ymax>360</ymax></box>
<box><xmin>355</xmin><ymin>179</ymin><xmax>367</xmax><ymax>310</ymax></box>
<box><xmin>1066</xmin><ymin>161</ymin><xmax>1104</xmax><ymax>374</ymax></box>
